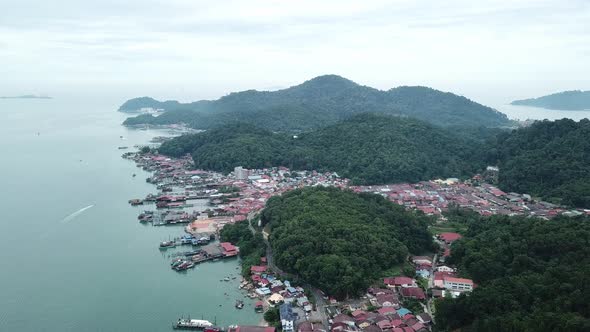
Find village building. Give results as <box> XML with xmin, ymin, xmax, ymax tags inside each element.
<box><xmin>280</xmin><ymin>304</ymin><xmax>296</xmax><ymax>332</ymax></box>
<box><xmin>443</xmin><ymin>276</ymin><xmax>474</xmax><ymax>292</ymax></box>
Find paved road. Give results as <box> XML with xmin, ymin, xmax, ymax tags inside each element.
<box><xmin>247</xmin><ymin>214</ymin><xmax>329</xmax><ymax>331</ymax></box>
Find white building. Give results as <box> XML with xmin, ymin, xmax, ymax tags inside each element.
<box><xmin>234</xmin><ymin>166</ymin><xmax>250</xmax><ymax>180</ymax></box>
<box><xmin>436</xmin><ymin>265</ymin><xmax>456</xmax><ymax>273</ymax></box>
<box><xmin>443</xmin><ymin>276</ymin><xmax>474</xmax><ymax>292</ymax></box>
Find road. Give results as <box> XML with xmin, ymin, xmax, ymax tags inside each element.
<box><xmin>426</xmin><ymin>253</ymin><xmax>438</xmax><ymax>323</ymax></box>
<box><xmin>247</xmin><ymin>214</ymin><xmax>329</xmax><ymax>331</ymax></box>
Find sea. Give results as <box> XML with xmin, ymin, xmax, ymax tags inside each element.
<box><xmin>1</xmin><ymin>98</ymin><xmax>589</xmax><ymax>332</ymax></box>
<box><xmin>0</xmin><ymin>98</ymin><xmax>260</xmax><ymax>332</ymax></box>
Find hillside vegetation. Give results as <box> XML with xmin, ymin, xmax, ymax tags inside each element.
<box><xmin>487</xmin><ymin>119</ymin><xmax>590</xmax><ymax>207</ymax></box>
<box><xmin>511</xmin><ymin>90</ymin><xmax>590</xmax><ymax>110</ymax></box>
<box><xmin>159</xmin><ymin>113</ymin><xmax>489</xmax><ymax>184</ymax></box>
<box><xmin>436</xmin><ymin>214</ymin><xmax>590</xmax><ymax>332</ymax></box>
<box><xmin>260</xmin><ymin>187</ymin><xmax>434</xmax><ymax>298</ymax></box>
<box><xmin>123</xmin><ymin>75</ymin><xmax>510</xmax><ymax>129</ymax></box>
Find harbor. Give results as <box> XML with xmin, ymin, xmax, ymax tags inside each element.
<box><xmin>0</xmin><ymin>101</ymin><xmax>260</xmax><ymax>332</ymax></box>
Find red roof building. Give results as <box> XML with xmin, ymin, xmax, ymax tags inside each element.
<box><xmin>220</xmin><ymin>242</ymin><xmax>239</xmax><ymax>256</ymax></box>
<box><xmin>439</xmin><ymin>232</ymin><xmax>462</xmax><ymax>244</ymax></box>
<box><xmin>250</xmin><ymin>265</ymin><xmax>267</xmax><ymax>274</ymax></box>
<box><xmin>400</xmin><ymin>287</ymin><xmax>426</xmax><ymax>300</ymax></box>
<box><xmin>384</xmin><ymin>277</ymin><xmax>415</xmax><ymax>287</ymax></box>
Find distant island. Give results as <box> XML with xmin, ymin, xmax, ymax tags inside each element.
<box><xmin>0</xmin><ymin>95</ymin><xmax>52</xmax><ymax>99</ymax></box>
<box><xmin>120</xmin><ymin>74</ymin><xmax>511</xmax><ymax>129</ymax></box>
<box><xmin>511</xmin><ymin>90</ymin><xmax>590</xmax><ymax>110</ymax></box>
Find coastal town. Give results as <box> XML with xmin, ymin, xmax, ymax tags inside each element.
<box><xmin>123</xmin><ymin>141</ymin><xmax>588</xmax><ymax>332</ymax></box>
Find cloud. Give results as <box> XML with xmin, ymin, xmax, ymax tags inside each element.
<box><xmin>0</xmin><ymin>0</ymin><xmax>588</xmax><ymax>104</ymax></box>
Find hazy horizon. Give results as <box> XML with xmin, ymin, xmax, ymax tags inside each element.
<box><xmin>1</xmin><ymin>0</ymin><xmax>589</xmax><ymax>106</ymax></box>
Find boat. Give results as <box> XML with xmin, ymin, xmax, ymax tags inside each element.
<box><xmin>159</xmin><ymin>241</ymin><xmax>176</xmax><ymax>249</ymax></box>
<box><xmin>173</xmin><ymin>318</ymin><xmax>213</xmax><ymax>330</ymax></box>
<box><xmin>118</xmin><ymin>146</ymin><xmax>128</xmax><ymax>149</ymax></box>
<box><xmin>235</xmin><ymin>300</ymin><xmax>244</xmax><ymax>309</ymax></box>
<box><xmin>223</xmin><ymin>277</ymin><xmax>230</xmax><ymax>281</ymax></box>
<box><xmin>128</xmin><ymin>199</ymin><xmax>143</xmax><ymax>206</ymax></box>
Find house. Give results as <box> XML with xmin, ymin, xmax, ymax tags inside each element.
<box><xmin>376</xmin><ymin>320</ymin><xmax>392</xmax><ymax>331</ymax></box>
<box><xmin>443</xmin><ymin>276</ymin><xmax>474</xmax><ymax>292</ymax></box>
<box><xmin>375</xmin><ymin>293</ymin><xmax>399</xmax><ymax>307</ymax></box>
<box><xmin>220</xmin><ymin>242</ymin><xmax>239</xmax><ymax>256</ymax></box>
<box><xmin>411</xmin><ymin>256</ymin><xmax>432</xmax><ymax>265</ymax></box>
<box><xmin>396</xmin><ymin>308</ymin><xmax>411</xmax><ymax>316</ymax></box>
<box><xmin>251</xmin><ymin>265</ymin><xmax>267</xmax><ymax>275</ymax></box>
<box><xmin>376</xmin><ymin>307</ymin><xmax>396</xmax><ymax>316</ymax></box>
<box><xmin>255</xmin><ymin>287</ymin><xmax>271</xmax><ymax>296</ymax></box>
<box><xmin>411</xmin><ymin>322</ymin><xmax>426</xmax><ymax>332</ymax></box>
<box><xmin>400</xmin><ymin>287</ymin><xmax>426</xmax><ymax>300</ymax></box>
<box><xmin>298</xmin><ymin>322</ymin><xmax>321</xmax><ymax>332</ymax></box>
<box><xmin>269</xmin><ymin>293</ymin><xmax>284</xmax><ymax>304</ymax></box>
<box><xmin>416</xmin><ymin>313</ymin><xmax>432</xmax><ymax>324</ymax></box>
<box><xmin>383</xmin><ymin>277</ymin><xmax>415</xmax><ymax>288</ymax></box>
<box><xmin>436</xmin><ymin>265</ymin><xmax>455</xmax><ymax>273</ymax></box>
<box><xmin>332</xmin><ymin>314</ymin><xmax>355</xmax><ymax>325</ymax></box>
<box><xmin>438</xmin><ymin>232</ymin><xmax>462</xmax><ymax>244</ymax></box>
<box><xmin>280</xmin><ymin>304</ymin><xmax>296</xmax><ymax>332</ymax></box>
<box><xmin>363</xmin><ymin>325</ymin><xmax>381</xmax><ymax>332</ymax></box>
<box><xmin>416</xmin><ymin>269</ymin><xmax>430</xmax><ymax>278</ymax></box>
<box><xmin>351</xmin><ymin>310</ymin><xmax>367</xmax><ymax>321</ymax></box>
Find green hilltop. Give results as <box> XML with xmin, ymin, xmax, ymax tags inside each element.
<box><xmin>122</xmin><ymin>75</ymin><xmax>510</xmax><ymax>129</ymax></box>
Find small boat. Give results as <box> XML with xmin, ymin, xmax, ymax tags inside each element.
<box><xmin>118</xmin><ymin>146</ymin><xmax>128</xmax><ymax>149</ymax></box>
<box><xmin>223</xmin><ymin>277</ymin><xmax>230</xmax><ymax>281</ymax></box>
<box><xmin>173</xmin><ymin>318</ymin><xmax>213</xmax><ymax>330</ymax></box>
<box><xmin>159</xmin><ymin>241</ymin><xmax>176</xmax><ymax>249</ymax></box>
<box><xmin>235</xmin><ymin>300</ymin><xmax>244</xmax><ymax>309</ymax></box>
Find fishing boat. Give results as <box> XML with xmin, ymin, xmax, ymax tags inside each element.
<box><xmin>173</xmin><ymin>318</ymin><xmax>213</xmax><ymax>330</ymax></box>
<box><xmin>159</xmin><ymin>240</ymin><xmax>176</xmax><ymax>249</ymax></box>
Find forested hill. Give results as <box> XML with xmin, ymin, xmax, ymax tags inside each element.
<box><xmin>122</xmin><ymin>75</ymin><xmax>510</xmax><ymax>129</ymax></box>
<box><xmin>487</xmin><ymin>118</ymin><xmax>590</xmax><ymax>208</ymax></box>
<box><xmin>118</xmin><ymin>97</ymin><xmax>212</xmax><ymax>113</ymax></box>
<box><xmin>158</xmin><ymin>113</ymin><xmax>489</xmax><ymax>184</ymax></box>
<box><xmin>260</xmin><ymin>187</ymin><xmax>434</xmax><ymax>298</ymax></box>
<box><xmin>511</xmin><ymin>90</ymin><xmax>590</xmax><ymax>110</ymax></box>
<box><xmin>436</xmin><ymin>214</ymin><xmax>590</xmax><ymax>331</ymax></box>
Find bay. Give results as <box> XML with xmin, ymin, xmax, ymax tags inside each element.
<box><xmin>0</xmin><ymin>99</ymin><xmax>259</xmax><ymax>332</ymax></box>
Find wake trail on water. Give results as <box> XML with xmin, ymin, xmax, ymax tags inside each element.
<box><xmin>60</xmin><ymin>204</ymin><xmax>94</xmax><ymax>223</ymax></box>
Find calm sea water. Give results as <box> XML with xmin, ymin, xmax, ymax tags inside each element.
<box><xmin>495</xmin><ymin>104</ymin><xmax>590</xmax><ymax>121</ymax></box>
<box><xmin>0</xmin><ymin>99</ymin><xmax>259</xmax><ymax>332</ymax></box>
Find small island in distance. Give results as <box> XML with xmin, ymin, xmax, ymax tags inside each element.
<box><xmin>0</xmin><ymin>94</ymin><xmax>52</xmax><ymax>99</ymax></box>
<box><xmin>511</xmin><ymin>90</ymin><xmax>590</xmax><ymax>110</ymax></box>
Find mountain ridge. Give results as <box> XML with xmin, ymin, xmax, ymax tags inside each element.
<box><xmin>121</xmin><ymin>74</ymin><xmax>511</xmax><ymax>129</ymax></box>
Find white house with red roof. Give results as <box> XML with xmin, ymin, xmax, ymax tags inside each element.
<box><xmin>443</xmin><ymin>276</ymin><xmax>474</xmax><ymax>292</ymax></box>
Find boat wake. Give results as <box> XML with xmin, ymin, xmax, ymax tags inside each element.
<box><xmin>60</xmin><ymin>204</ymin><xmax>94</xmax><ymax>223</ymax></box>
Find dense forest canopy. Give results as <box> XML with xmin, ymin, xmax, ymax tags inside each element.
<box><xmin>158</xmin><ymin>113</ymin><xmax>491</xmax><ymax>184</ymax></box>
<box><xmin>487</xmin><ymin>118</ymin><xmax>590</xmax><ymax>208</ymax></box>
<box><xmin>436</xmin><ymin>214</ymin><xmax>590</xmax><ymax>332</ymax></box>
<box><xmin>260</xmin><ymin>187</ymin><xmax>434</xmax><ymax>298</ymax></box>
<box><xmin>511</xmin><ymin>90</ymin><xmax>590</xmax><ymax>110</ymax></box>
<box><xmin>122</xmin><ymin>75</ymin><xmax>511</xmax><ymax>129</ymax></box>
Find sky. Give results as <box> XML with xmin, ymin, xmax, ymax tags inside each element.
<box><xmin>1</xmin><ymin>0</ymin><xmax>589</xmax><ymax>106</ymax></box>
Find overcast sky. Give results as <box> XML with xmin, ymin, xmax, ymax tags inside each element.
<box><xmin>1</xmin><ymin>0</ymin><xmax>588</xmax><ymax>106</ymax></box>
